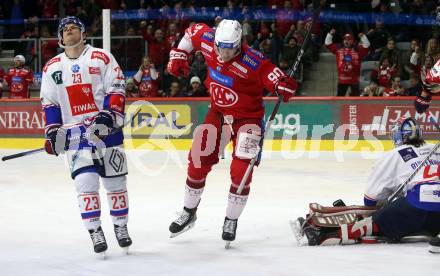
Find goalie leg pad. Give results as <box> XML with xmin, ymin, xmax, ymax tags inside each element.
<box><xmin>309</xmin><ymin>202</ymin><xmax>377</xmax><ymax>217</ymax></box>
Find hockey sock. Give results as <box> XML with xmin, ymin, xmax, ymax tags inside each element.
<box><xmin>106</xmin><ymin>190</ymin><xmax>129</xmax><ymax>226</ymax></box>
<box><xmin>183</xmin><ymin>183</ymin><xmax>204</xmax><ymax>209</ymax></box>
<box><xmin>78</xmin><ymin>192</ymin><xmax>102</xmax><ymax>230</ymax></box>
<box><xmin>102</xmin><ymin>176</ymin><xmax>129</xmax><ymax>226</ymax></box>
<box><xmin>75</xmin><ymin>172</ymin><xmax>102</xmax><ymax>230</ymax></box>
<box><xmin>226</xmin><ymin>192</ymin><xmax>248</xmax><ymax>220</ymax></box>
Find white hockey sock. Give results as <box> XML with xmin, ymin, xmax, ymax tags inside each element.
<box><xmin>226</xmin><ymin>192</ymin><xmax>248</xmax><ymax>220</ymax></box>
<box><xmin>103</xmin><ymin>176</ymin><xmax>129</xmax><ymax>226</ymax></box>
<box><xmin>78</xmin><ymin>192</ymin><xmax>102</xmax><ymax>230</ymax></box>
<box><xmin>106</xmin><ymin>190</ymin><xmax>129</xmax><ymax>226</ymax></box>
<box><xmin>183</xmin><ymin>184</ymin><xmax>204</xmax><ymax>209</ymax></box>
<box><xmin>75</xmin><ymin>172</ymin><xmax>101</xmax><ymax>230</ymax></box>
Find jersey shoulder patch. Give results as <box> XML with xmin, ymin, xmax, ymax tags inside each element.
<box><xmin>91</xmin><ymin>50</ymin><xmax>110</xmax><ymax>65</ymax></box>
<box><xmin>201</xmin><ymin>30</ymin><xmax>214</xmax><ymax>43</ymax></box>
<box><xmin>239</xmin><ymin>47</ymin><xmax>267</xmax><ymax>71</ymax></box>
<box><xmin>398</xmin><ymin>147</ymin><xmax>418</xmax><ymax>162</ymax></box>
<box><xmin>43</xmin><ymin>56</ymin><xmax>61</xmax><ymax>73</ymax></box>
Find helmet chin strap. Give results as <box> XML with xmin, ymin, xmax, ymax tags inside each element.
<box><xmin>58</xmin><ymin>33</ymin><xmax>85</xmax><ymax>49</ymax></box>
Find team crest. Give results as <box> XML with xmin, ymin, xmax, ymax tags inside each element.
<box><xmin>71</xmin><ymin>64</ymin><xmax>80</xmax><ymax>73</ymax></box>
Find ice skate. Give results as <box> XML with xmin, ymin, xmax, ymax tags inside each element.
<box><xmin>222</xmin><ymin>217</ymin><xmax>237</xmax><ymax>249</ymax></box>
<box><xmin>429</xmin><ymin>234</ymin><xmax>440</xmax><ymax>253</ymax></box>
<box><xmin>114</xmin><ymin>224</ymin><xmax>132</xmax><ymax>254</ymax></box>
<box><xmin>169</xmin><ymin>207</ymin><xmax>197</xmax><ymax>238</ymax></box>
<box><xmin>289</xmin><ymin>217</ymin><xmax>309</xmax><ymax>246</ymax></box>
<box><xmin>89</xmin><ymin>226</ymin><xmax>108</xmax><ymax>257</ymax></box>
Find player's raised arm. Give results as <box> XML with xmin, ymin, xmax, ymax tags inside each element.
<box><xmin>167</xmin><ymin>23</ymin><xmax>212</xmax><ymax>78</ymax></box>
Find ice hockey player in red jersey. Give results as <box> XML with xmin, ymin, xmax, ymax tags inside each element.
<box><xmin>4</xmin><ymin>55</ymin><xmax>34</xmax><ymax>99</ymax></box>
<box><xmin>167</xmin><ymin>19</ymin><xmax>297</xmax><ymax>246</ymax></box>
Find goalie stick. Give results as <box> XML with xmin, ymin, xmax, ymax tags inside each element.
<box><xmin>1</xmin><ymin>108</ymin><xmax>141</xmax><ymax>161</ymax></box>
<box><xmin>236</xmin><ymin>0</ymin><xmax>322</xmax><ymax>195</ymax></box>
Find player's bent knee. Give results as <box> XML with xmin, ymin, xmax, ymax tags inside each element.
<box><xmin>74</xmin><ymin>172</ymin><xmax>100</xmax><ymax>194</ymax></box>
<box><xmin>102</xmin><ymin>175</ymin><xmax>127</xmax><ymax>192</ymax></box>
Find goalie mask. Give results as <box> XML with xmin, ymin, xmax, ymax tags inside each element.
<box><xmin>390</xmin><ymin>117</ymin><xmax>422</xmax><ymax>147</ymax></box>
<box><xmin>214</xmin><ymin>19</ymin><xmax>242</xmax><ymax>62</ymax></box>
<box><xmin>57</xmin><ymin>16</ymin><xmax>86</xmax><ymax>49</ymax></box>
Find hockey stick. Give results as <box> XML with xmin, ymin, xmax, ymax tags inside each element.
<box><xmin>236</xmin><ymin>0</ymin><xmax>321</xmax><ymax>195</ymax></box>
<box><xmin>1</xmin><ymin>108</ymin><xmax>141</xmax><ymax>162</ymax></box>
<box><xmin>387</xmin><ymin>116</ymin><xmax>440</xmax><ymax>203</ymax></box>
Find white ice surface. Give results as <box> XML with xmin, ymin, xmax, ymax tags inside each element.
<box><xmin>0</xmin><ymin>149</ymin><xmax>437</xmax><ymax>276</ymax></box>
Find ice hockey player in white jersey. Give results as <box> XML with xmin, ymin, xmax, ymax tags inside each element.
<box><xmin>293</xmin><ymin>117</ymin><xmax>440</xmax><ymax>250</ymax></box>
<box><xmin>40</xmin><ymin>16</ymin><xmax>132</xmax><ymax>255</ymax></box>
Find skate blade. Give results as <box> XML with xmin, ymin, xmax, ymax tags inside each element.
<box><xmin>122</xmin><ymin>246</ymin><xmax>130</xmax><ymax>255</ymax></box>
<box><xmin>289</xmin><ymin>219</ymin><xmax>308</xmax><ymax>246</ymax></box>
<box><xmin>169</xmin><ymin>221</ymin><xmax>196</xmax><ymax>238</ymax></box>
<box><xmin>224</xmin><ymin>241</ymin><xmax>231</xmax><ymax>249</ymax></box>
<box><xmin>429</xmin><ymin>245</ymin><xmax>440</xmax><ymax>254</ymax></box>
<box><xmin>97</xmin><ymin>251</ymin><xmax>107</xmax><ymax>260</ymax></box>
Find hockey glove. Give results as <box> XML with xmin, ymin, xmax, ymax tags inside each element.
<box><xmin>44</xmin><ymin>125</ymin><xmax>68</xmax><ymax>156</ymax></box>
<box><xmin>415</xmin><ymin>91</ymin><xmax>432</xmax><ymax>114</ymax></box>
<box><xmin>167</xmin><ymin>48</ymin><xmax>189</xmax><ymax>77</ymax></box>
<box><xmin>85</xmin><ymin>110</ymin><xmax>116</xmax><ymax>140</ymax></box>
<box><xmin>275</xmin><ymin>76</ymin><xmax>297</xmax><ymax>102</ymax></box>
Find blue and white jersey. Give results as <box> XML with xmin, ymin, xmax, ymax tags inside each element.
<box><xmin>40</xmin><ymin>44</ymin><xmax>126</xmax><ymax>149</ymax></box>
<box><xmin>406</xmin><ymin>164</ymin><xmax>440</xmax><ymax>211</ymax></box>
<box><xmin>364</xmin><ymin>143</ymin><xmax>440</xmax><ymax>208</ymax></box>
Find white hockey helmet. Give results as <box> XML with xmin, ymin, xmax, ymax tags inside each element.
<box><xmin>14</xmin><ymin>55</ymin><xmax>25</xmax><ymax>64</ymax></box>
<box><xmin>214</xmin><ymin>19</ymin><xmax>242</xmax><ymax>62</ymax></box>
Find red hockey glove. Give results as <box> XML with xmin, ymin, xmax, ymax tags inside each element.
<box><xmin>414</xmin><ymin>91</ymin><xmax>432</xmax><ymax>114</ymax></box>
<box><xmin>44</xmin><ymin>125</ymin><xmax>68</xmax><ymax>156</ymax></box>
<box><xmin>275</xmin><ymin>76</ymin><xmax>297</xmax><ymax>102</ymax></box>
<box><xmin>167</xmin><ymin>48</ymin><xmax>189</xmax><ymax>77</ymax></box>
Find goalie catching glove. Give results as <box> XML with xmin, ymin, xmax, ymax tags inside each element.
<box><xmin>274</xmin><ymin>76</ymin><xmax>297</xmax><ymax>102</ymax></box>
<box><xmin>167</xmin><ymin>48</ymin><xmax>189</xmax><ymax>77</ymax></box>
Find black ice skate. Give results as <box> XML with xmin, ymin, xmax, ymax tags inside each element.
<box><xmin>89</xmin><ymin>227</ymin><xmax>108</xmax><ymax>256</ymax></box>
<box><xmin>429</xmin><ymin>234</ymin><xmax>440</xmax><ymax>253</ymax></box>
<box><xmin>222</xmin><ymin>217</ymin><xmax>238</xmax><ymax>249</ymax></box>
<box><xmin>114</xmin><ymin>224</ymin><xmax>132</xmax><ymax>254</ymax></box>
<box><xmin>295</xmin><ymin>217</ymin><xmax>340</xmax><ymax>246</ymax></box>
<box><xmin>169</xmin><ymin>207</ymin><xmax>197</xmax><ymax>238</ymax></box>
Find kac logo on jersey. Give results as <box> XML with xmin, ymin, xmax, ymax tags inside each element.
<box><xmin>51</xmin><ymin>71</ymin><xmax>63</xmax><ymax>84</ymax></box>
<box><xmin>71</xmin><ymin>64</ymin><xmax>80</xmax><ymax>73</ymax></box>
<box><xmin>210</xmin><ymin>83</ymin><xmax>238</xmax><ymax>107</ymax></box>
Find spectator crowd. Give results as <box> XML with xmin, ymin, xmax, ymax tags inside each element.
<box><xmin>0</xmin><ymin>0</ymin><xmax>440</xmax><ymax>98</ymax></box>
